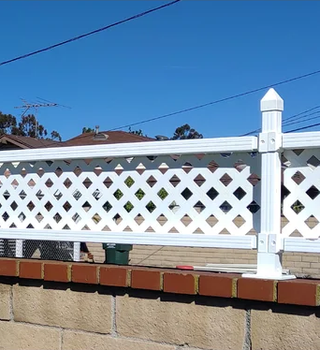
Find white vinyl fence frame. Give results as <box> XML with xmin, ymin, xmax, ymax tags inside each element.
<box><xmin>1</xmin><ymin>88</ymin><xmax>320</xmax><ymax>279</ymax></box>
<box><xmin>243</xmin><ymin>88</ymin><xmax>293</xmax><ymax>279</ymax></box>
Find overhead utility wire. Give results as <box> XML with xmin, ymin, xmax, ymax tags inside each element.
<box><xmin>108</xmin><ymin>68</ymin><xmax>320</xmax><ymax>132</ymax></box>
<box><xmin>285</xmin><ymin>122</ymin><xmax>320</xmax><ymax>133</ymax></box>
<box><xmin>244</xmin><ymin>111</ymin><xmax>320</xmax><ymax>136</ymax></box>
<box><xmin>282</xmin><ymin>105</ymin><xmax>320</xmax><ymax>124</ymax></box>
<box><xmin>284</xmin><ymin>111</ymin><xmax>318</xmax><ymax>126</ymax></box>
<box><xmin>242</xmin><ymin>105</ymin><xmax>320</xmax><ymax>136</ymax></box>
<box><xmin>283</xmin><ymin>111</ymin><xmax>320</xmax><ymax>127</ymax></box>
<box><xmin>0</xmin><ymin>0</ymin><xmax>181</xmax><ymax>67</ymax></box>
<box><xmin>244</xmin><ymin>110</ymin><xmax>320</xmax><ymax>135</ymax></box>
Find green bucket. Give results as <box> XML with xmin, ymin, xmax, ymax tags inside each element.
<box><xmin>102</xmin><ymin>243</ymin><xmax>133</xmax><ymax>265</ymax></box>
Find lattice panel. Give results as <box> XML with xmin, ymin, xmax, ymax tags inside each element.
<box><xmin>0</xmin><ymin>153</ymin><xmax>261</xmax><ymax>236</ymax></box>
<box><xmin>282</xmin><ymin>149</ymin><xmax>320</xmax><ymax>237</ymax></box>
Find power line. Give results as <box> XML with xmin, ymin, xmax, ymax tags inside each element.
<box><xmin>282</xmin><ymin>105</ymin><xmax>320</xmax><ymax>125</ymax></box>
<box><xmin>283</xmin><ymin>112</ymin><xmax>320</xmax><ymax>128</ymax></box>
<box><xmin>285</xmin><ymin>122</ymin><xmax>320</xmax><ymax>133</ymax></box>
<box><xmin>241</xmin><ymin>127</ymin><xmax>261</xmax><ymax>137</ymax></box>
<box><xmin>242</xmin><ymin>105</ymin><xmax>320</xmax><ymax>136</ymax></box>
<box><xmin>0</xmin><ymin>0</ymin><xmax>181</xmax><ymax>67</ymax></box>
<box><xmin>108</xmin><ymin>68</ymin><xmax>320</xmax><ymax>132</ymax></box>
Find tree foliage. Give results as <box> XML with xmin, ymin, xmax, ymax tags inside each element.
<box><xmin>128</xmin><ymin>127</ymin><xmax>147</xmax><ymax>137</ymax></box>
<box><xmin>18</xmin><ymin>115</ymin><xmax>47</xmax><ymax>138</ymax></box>
<box><xmin>113</xmin><ymin>176</ymin><xmax>168</xmax><ymax>213</ymax></box>
<box><xmin>50</xmin><ymin>130</ymin><xmax>62</xmax><ymax>142</ymax></box>
<box><xmin>82</xmin><ymin>127</ymin><xmax>95</xmax><ymax>133</ymax></box>
<box><xmin>171</xmin><ymin>124</ymin><xmax>203</xmax><ymax>140</ymax></box>
<box><xmin>0</xmin><ymin>112</ymin><xmax>17</xmax><ymax>135</ymax></box>
<box><xmin>0</xmin><ymin>111</ymin><xmax>61</xmax><ymax>141</ymax></box>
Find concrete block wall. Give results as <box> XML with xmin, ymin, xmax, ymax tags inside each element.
<box><xmin>0</xmin><ymin>259</ymin><xmax>320</xmax><ymax>349</ymax></box>
<box><xmin>0</xmin><ymin>283</ymin><xmax>245</xmax><ymax>350</ymax></box>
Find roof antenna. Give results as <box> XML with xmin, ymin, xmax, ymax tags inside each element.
<box><xmin>14</xmin><ymin>97</ymin><xmax>71</xmax><ymax>139</ymax></box>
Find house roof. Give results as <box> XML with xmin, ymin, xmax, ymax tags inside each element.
<box><xmin>64</xmin><ymin>131</ymin><xmax>154</xmax><ymax>147</ymax></box>
<box><xmin>0</xmin><ymin>134</ymin><xmax>62</xmax><ymax>149</ymax></box>
<box><xmin>0</xmin><ymin>131</ymin><xmax>154</xmax><ymax>150</ymax></box>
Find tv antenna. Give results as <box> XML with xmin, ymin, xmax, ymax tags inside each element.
<box><xmin>14</xmin><ymin>97</ymin><xmax>71</xmax><ymax>138</ymax></box>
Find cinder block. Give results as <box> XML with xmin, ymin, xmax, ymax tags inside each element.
<box><xmin>116</xmin><ymin>294</ymin><xmax>245</xmax><ymax>350</ymax></box>
<box><xmin>252</xmin><ymin>309</ymin><xmax>320</xmax><ymax>350</ymax></box>
<box><xmin>13</xmin><ymin>284</ymin><xmax>112</xmax><ymax>334</ymax></box>
<box><xmin>284</xmin><ymin>254</ymin><xmax>302</xmax><ymax>262</ymax></box>
<box><xmin>0</xmin><ymin>284</ymin><xmax>11</xmax><ymax>320</ymax></box>
<box><xmin>294</xmin><ymin>262</ymin><xmax>310</xmax><ymax>268</ymax></box>
<box><xmin>0</xmin><ymin>321</ymin><xmax>60</xmax><ymax>350</ymax></box>
<box><xmin>301</xmin><ymin>256</ymin><xmax>319</xmax><ymax>263</ymax></box>
<box><xmin>62</xmin><ymin>330</ymin><xmax>175</xmax><ymax>350</ymax></box>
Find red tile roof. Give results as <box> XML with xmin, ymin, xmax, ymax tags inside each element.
<box><xmin>0</xmin><ymin>134</ymin><xmax>62</xmax><ymax>149</ymax></box>
<box><xmin>0</xmin><ymin>131</ymin><xmax>154</xmax><ymax>150</ymax></box>
<box><xmin>64</xmin><ymin>131</ymin><xmax>154</xmax><ymax>147</ymax></box>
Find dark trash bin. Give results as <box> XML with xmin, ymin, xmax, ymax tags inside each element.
<box><xmin>102</xmin><ymin>243</ymin><xmax>132</xmax><ymax>265</ymax></box>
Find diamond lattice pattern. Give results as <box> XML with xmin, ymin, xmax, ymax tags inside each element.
<box><xmin>282</xmin><ymin>149</ymin><xmax>320</xmax><ymax>238</ymax></box>
<box><xmin>0</xmin><ymin>153</ymin><xmax>260</xmax><ymax>236</ymax></box>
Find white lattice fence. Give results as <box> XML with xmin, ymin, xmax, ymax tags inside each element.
<box><xmin>282</xmin><ymin>148</ymin><xmax>320</xmax><ymax>238</ymax></box>
<box><xmin>0</xmin><ymin>153</ymin><xmax>260</xmax><ymax>236</ymax></box>
<box><xmin>2</xmin><ymin>88</ymin><xmax>320</xmax><ymax>279</ymax></box>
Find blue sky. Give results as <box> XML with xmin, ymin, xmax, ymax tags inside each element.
<box><xmin>1</xmin><ymin>1</ymin><xmax>320</xmax><ymax>141</ymax></box>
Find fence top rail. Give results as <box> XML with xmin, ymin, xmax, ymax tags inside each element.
<box><xmin>282</xmin><ymin>131</ymin><xmax>320</xmax><ymax>150</ymax></box>
<box><xmin>0</xmin><ymin>136</ymin><xmax>258</xmax><ymax>163</ymax></box>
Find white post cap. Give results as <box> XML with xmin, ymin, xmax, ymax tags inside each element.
<box><xmin>260</xmin><ymin>88</ymin><xmax>284</xmax><ymax>112</ymax></box>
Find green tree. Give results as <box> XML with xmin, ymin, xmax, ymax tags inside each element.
<box><xmin>50</xmin><ymin>130</ymin><xmax>62</xmax><ymax>142</ymax></box>
<box><xmin>128</xmin><ymin>127</ymin><xmax>146</xmax><ymax>137</ymax></box>
<box><xmin>0</xmin><ymin>111</ymin><xmax>61</xmax><ymax>141</ymax></box>
<box><xmin>82</xmin><ymin>127</ymin><xmax>95</xmax><ymax>133</ymax></box>
<box><xmin>113</xmin><ymin>176</ymin><xmax>168</xmax><ymax>213</ymax></box>
<box><xmin>172</xmin><ymin>124</ymin><xmax>203</xmax><ymax>140</ymax></box>
<box><xmin>16</xmin><ymin>115</ymin><xmax>47</xmax><ymax>138</ymax></box>
<box><xmin>0</xmin><ymin>112</ymin><xmax>18</xmax><ymax>135</ymax></box>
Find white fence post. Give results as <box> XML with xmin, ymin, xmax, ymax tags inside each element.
<box><xmin>15</xmin><ymin>240</ymin><xmax>23</xmax><ymax>258</ymax></box>
<box><xmin>243</xmin><ymin>88</ymin><xmax>295</xmax><ymax>280</ymax></box>
<box><xmin>73</xmin><ymin>242</ymin><xmax>81</xmax><ymax>262</ymax></box>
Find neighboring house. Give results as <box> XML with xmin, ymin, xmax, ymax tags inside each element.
<box><xmin>0</xmin><ymin>130</ymin><xmax>154</xmax><ymax>150</ymax></box>
<box><xmin>63</xmin><ymin>129</ymin><xmax>154</xmax><ymax>146</ymax></box>
<box><xmin>0</xmin><ymin>134</ymin><xmax>62</xmax><ymax>150</ymax></box>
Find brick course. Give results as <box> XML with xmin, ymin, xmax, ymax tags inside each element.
<box><xmin>0</xmin><ymin>258</ymin><xmax>319</xmax><ymax>306</ymax></box>
<box><xmin>0</xmin><ymin>257</ymin><xmax>320</xmax><ymax>350</ymax></box>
